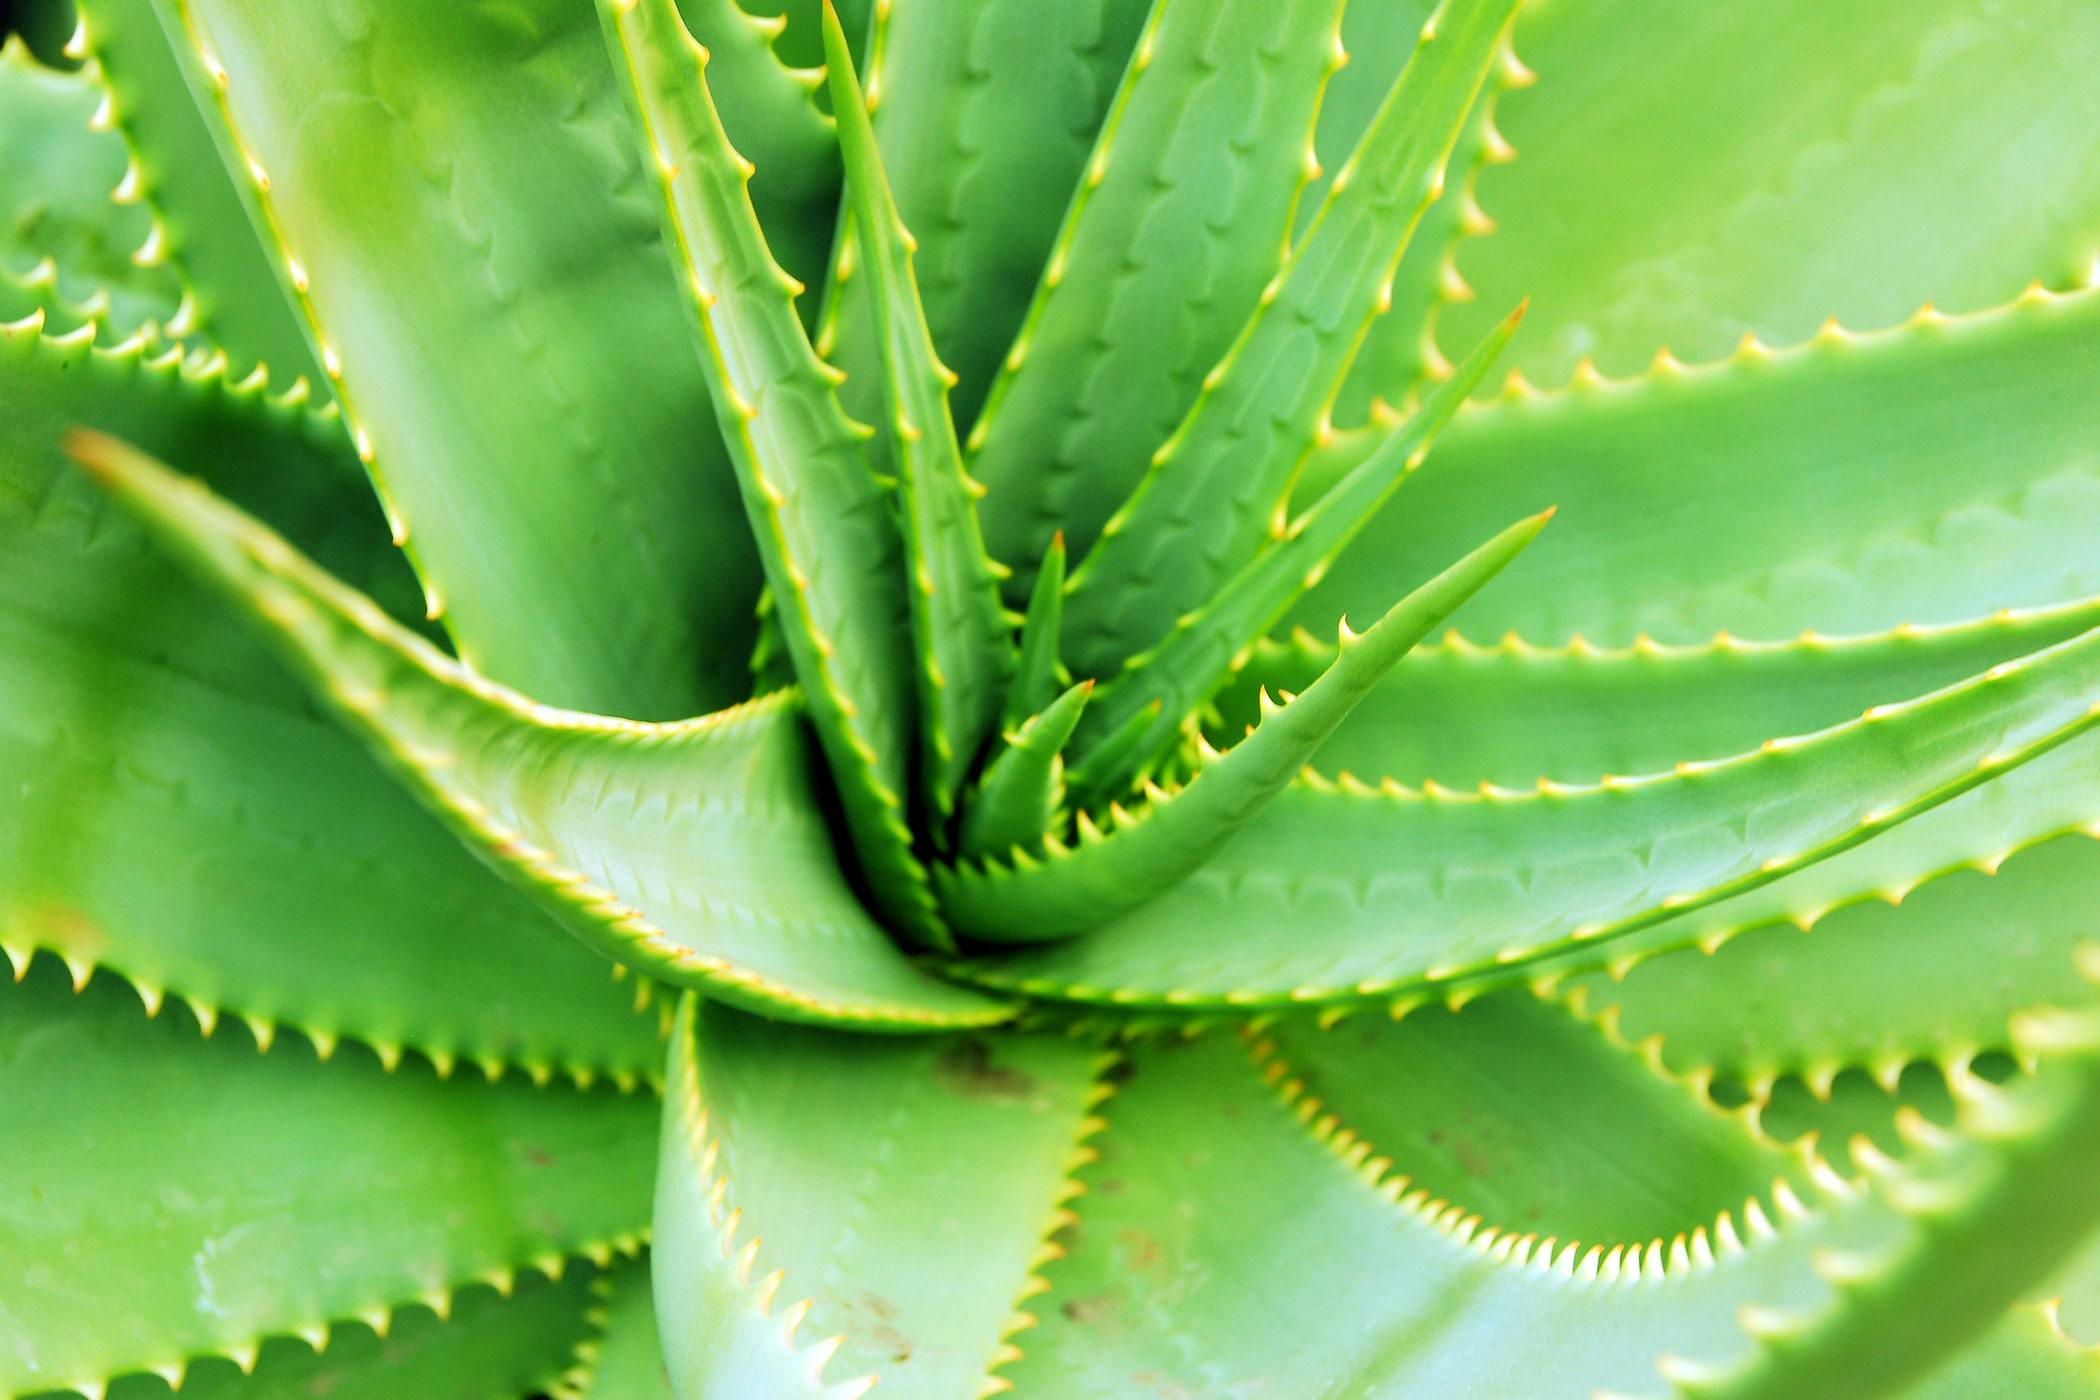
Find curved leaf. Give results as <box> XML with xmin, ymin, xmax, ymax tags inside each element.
<box><xmin>1</xmin><ymin>325</ymin><xmax>662</xmax><ymax>1082</ymax></box>
<box><xmin>69</xmin><ymin>432</ymin><xmax>1009</xmax><ymax>1030</ymax></box>
<box><xmin>654</xmin><ymin>995</ymin><xmax>1110</xmax><ymax>1398</ymax></box>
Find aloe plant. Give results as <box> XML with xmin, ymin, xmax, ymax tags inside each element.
<box><xmin>7</xmin><ymin>0</ymin><xmax>2100</xmax><ymax>1393</ymax></box>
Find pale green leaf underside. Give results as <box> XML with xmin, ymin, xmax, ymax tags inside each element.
<box><xmin>0</xmin><ymin>960</ymin><xmax>654</xmax><ymax>1399</ymax></box>
<box><xmin>655</xmin><ymin>994</ymin><xmax>1105</xmax><ymax>1399</ymax></box>
<box><xmin>71</xmin><ymin>434</ymin><xmax>1008</xmax><ymax>1030</ymax></box>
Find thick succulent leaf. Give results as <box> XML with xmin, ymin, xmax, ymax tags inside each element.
<box><xmin>166</xmin><ymin>0</ymin><xmax>760</xmax><ymax>717</ymax></box>
<box><xmin>654</xmin><ymin>995</ymin><xmax>1110</xmax><ymax>1399</ymax></box>
<box><xmin>1</xmin><ymin>327</ymin><xmax>661</xmax><ymax>1082</ymax></box>
<box><xmin>1068</xmin><ymin>305</ymin><xmax>1520</xmax><ymax>778</ymax></box>
<box><xmin>70</xmin><ymin>433</ymin><xmax>1009</xmax><ymax>1030</ymax></box>
<box><xmin>824</xmin><ymin>7</ymin><xmax>1014</xmax><ymax>818</ymax></box>
<box><xmin>951</xmin><ymin>618</ymin><xmax>2100</xmax><ymax>1006</ymax></box>
<box><xmin>69</xmin><ymin>0</ymin><xmax>314</xmax><ymax>376</ymax></box>
<box><xmin>815</xmin><ymin>0</ymin><xmax>1149</xmax><ymax>439</ymax></box>
<box><xmin>559</xmin><ymin>1256</ymin><xmax>674</xmax><ymax>1399</ymax></box>
<box><xmin>1002</xmin><ymin>995</ymin><xmax>2100</xmax><ymax>1398</ymax></box>
<box><xmin>942</xmin><ymin>511</ymin><xmax>1546</xmax><ymax>942</ymax></box>
<box><xmin>0</xmin><ymin>960</ymin><xmax>654</xmax><ymax>1399</ymax></box>
<box><xmin>1225</xmin><ymin>601</ymin><xmax>2100</xmax><ymax>787</ymax></box>
<box><xmin>1298</xmin><ymin>275</ymin><xmax>2100</xmax><ymax>650</ymax></box>
<box><xmin>1256</xmin><ymin>991</ymin><xmax>1807</xmax><ymax>1246</ymax></box>
<box><xmin>599</xmin><ymin>0</ymin><xmax>939</xmax><ymax>943</ymax></box>
<box><xmin>0</xmin><ymin>34</ymin><xmax>178</xmax><ymax>337</ymax></box>
<box><xmin>966</xmin><ymin>0</ymin><xmax>1347</xmax><ymax>591</ymax></box>
<box><xmin>76</xmin><ymin>1272</ymin><xmax>599</xmax><ymax>1400</ymax></box>
<box><xmin>957</xmin><ymin>679</ymin><xmax>1092</xmax><ymax>865</ymax></box>
<box><xmin>671</xmin><ymin>0</ymin><xmax>836</xmax><ymax>293</ymax></box>
<box><xmin>1566</xmin><ymin>832</ymin><xmax>2100</xmax><ymax>1092</ymax></box>
<box><xmin>1058</xmin><ymin>0</ymin><xmax>1520</xmax><ymax>675</ymax></box>
<box><xmin>1440</xmin><ymin>0</ymin><xmax>2100</xmax><ymax>388</ymax></box>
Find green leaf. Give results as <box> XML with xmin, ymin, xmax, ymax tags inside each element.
<box><xmin>0</xmin><ymin>33</ymin><xmax>179</xmax><ymax>339</ymax></box>
<box><xmin>951</xmin><ymin>617</ymin><xmax>2100</xmax><ymax>1006</ymax></box>
<box><xmin>823</xmin><ymin>6</ymin><xmax>1015</xmax><ymax>820</ymax></box>
<box><xmin>957</xmin><ymin>679</ymin><xmax>1092</xmax><ymax>864</ymax></box>
<box><xmin>166</xmin><ymin>0</ymin><xmax>761</xmax><ymax>717</ymax></box>
<box><xmin>1058</xmin><ymin>0</ymin><xmax>1522</xmax><ymax>677</ymax></box>
<box><xmin>1066</xmin><ymin>305</ymin><xmax>1521</xmax><ymax>785</ymax></box>
<box><xmin>0</xmin><ymin>328</ymin><xmax>666</xmax><ymax>1083</ymax></box>
<box><xmin>1565</xmin><ymin>831</ymin><xmax>2100</xmax><ymax>1093</ymax></box>
<box><xmin>813</xmin><ymin>0</ymin><xmax>1150</xmax><ymax>439</ymax></box>
<box><xmin>69</xmin><ymin>0</ymin><xmax>316</xmax><ymax>377</ymax></box>
<box><xmin>966</xmin><ymin>0</ymin><xmax>1348</xmax><ymax>594</ymax></box>
<box><xmin>68</xmin><ymin>432</ymin><xmax>1010</xmax><ymax>1031</ymax></box>
<box><xmin>654</xmin><ymin>994</ymin><xmax>1110</xmax><ymax>1399</ymax></box>
<box><xmin>1438</xmin><ymin>0</ymin><xmax>2100</xmax><ymax>389</ymax></box>
<box><xmin>940</xmin><ymin>511</ymin><xmax>1547</xmax><ymax>943</ymax></box>
<box><xmin>0</xmin><ymin>959</ymin><xmax>654</xmax><ymax>1398</ymax></box>
<box><xmin>1223</xmin><ymin>602</ymin><xmax>2100</xmax><ymax>787</ymax></box>
<box><xmin>671</xmin><ymin>0</ymin><xmax>838</xmax><ymax>294</ymax></box>
<box><xmin>598</xmin><ymin>0</ymin><xmax>941</xmax><ymax>943</ymax></box>
<box><xmin>1002</xmin><ymin>987</ymin><xmax>2100</xmax><ymax>1398</ymax></box>
<box><xmin>1003</xmin><ymin>529</ymin><xmax>1067</xmax><ymax>732</ymax></box>
<box><xmin>84</xmin><ymin>1272</ymin><xmax>600</xmax><ymax>1400</ymax></box>
<box><xmin>561</xmin><ymin>1256</ymin><xmax>674</xmax><ymax>1399</ymax></box>
<box><xmin>1297</xmin><ymin>281</ymin><xmax>2100</xmax><ymax>649</ymax></box>
<box><xmin>1255</xmin><ymin>990</ymin><xmax>1807</xmax><ymax>1245</ymax></box>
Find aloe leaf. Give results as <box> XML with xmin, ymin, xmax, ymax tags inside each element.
<box><xmin>1257</xmin><ymin>991</ymin><xmax>1809</xmax><ymax>1245</ymax></box>
<box><xmin>1565</xmin><ymin>832</ymin><xmax>2100</xmax><ymax>1093</ymax></box>
<box><xmin>952</xmin><ymin>618</ymin><xmax>2100</xmax><ymax>1005</ymax></box>
<box><xmin>814</xmin><ymin>0</ymin><xmax>1149</xmax><ymax>434</ymax></box>
<box><xmin>0</xmin><ymin>33</ymin><xmax>180</xmax><ymax>339</ymax></box>
<box><xmin>563</xmin><ymin>1256</ymin><xmax>674</xmax><ymax>1399</ymax></box>
<box><xmin>1003</xmin><ymin>530</ymin><xmax>1067</xmax><ymax>732</ymax></box>
<box><xmin>654</xmin><ymin>994</ymin><xmax>1111</xmax><ymax>1399</ymax></box>
<box><xmin>163</xmin><ymin>0</ymin><xmax>761</xmax><ymax>717</ymax></box>
<box><xmin>0</xmin><ymin>960</ymin><xmax>654</xmax><ymax>1398</ymax></box>
<box><xmin>1003</xmin><ymin>985</ymin><xmax>2100</xmax><ymax>1398</ymax></box>
<box><xmin>69</xmin><ymin>0</ymin><xmax>314</xmax><ymax>377</ymax></box>
<box><xmin>87</xmin><ymin>1272</ymin><xmax>599</xmax><ymax>1400</ymax></box>
<box><xmin>823</xmin><ymin>6</ymin><xmax>1015</xmax><ymax>820</ymax></box>
<box><xmin>68</xmin><ymin>432</ymin><xmax>1010</xmax><ymax>1031</ymax></box>
<box><xmin>966</xmin><ymin>0</ymin><xmax>1348</xmax><ymax>592</ymax></box>
<box><xmin>940</xmin><ymin>511</ymin><xmax>1547</xmax><ymax>942</ymax></box>
<box><xmin>1440</xmin><ymin>0</ymin><xmax>2100</xmax><ymax>389</ymax></box>
<box><xmin>957</xmin><ymin>680</ymin><xmax>1092</xmax><ymax>864</ymax></box>
<box><xmin>1068</xmin><ymin>304</ymin><xmax>1521</xmax><ymax>784</ymax></box>
<box><xmin>598</xmin><ymin>0</ymin><xmax>942</xmax><ymax>943</ymax></box>
<box><xmin>0</xmin><ymin>330</ymin><xmax>665</xmax><ymax>1083</ymax></box>
<box><xmin>1298</xmin><ymin>277</ymin><xmax>2100</xmax><ymax>650</ymax></box>
<box><xmin>1226</xmin><ymin>602</ymin><xmax>2100</xmax><ymax>788</ymax></box>
<box><xmin>671</xmin><ymin>0</ymin><xmax>837</xmax><ymax>293</ymax></box>
<box><xmin>1058</xmin><ymin>0</ymin><xmax>1521</xmax><ymax>676</ymax></box>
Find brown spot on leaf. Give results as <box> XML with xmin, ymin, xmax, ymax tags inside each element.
<box><xmin>934</xmin><ymin>1039</ymin><xmax>1036</xmax><ymax>1100</ymax></box>
<box><xmin>1060</xmin><ymin>1291</ymin><xmax>1120</xmax><ymax>1325</ymax></box>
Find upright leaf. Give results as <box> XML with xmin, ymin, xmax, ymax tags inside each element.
<box><xmin>598</xmin><ymin>0</ymin><xmax>940</xmax><ymax>940</ymax></box>
<box><xmin>1059</xmin><ymin>0</ymin><xmax>1523</xmax><ymax>675</ymax></box>
<box><xmin>823</xmin><ymin>5</ymin><xmax>1014</xmax><ymax>820</ymax></box>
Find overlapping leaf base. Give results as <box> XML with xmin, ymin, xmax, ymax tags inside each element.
<box><xmin>6</xmin><ymin>0</ymin><xmax>2100</xmax><ymax>1395</ymax></box>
